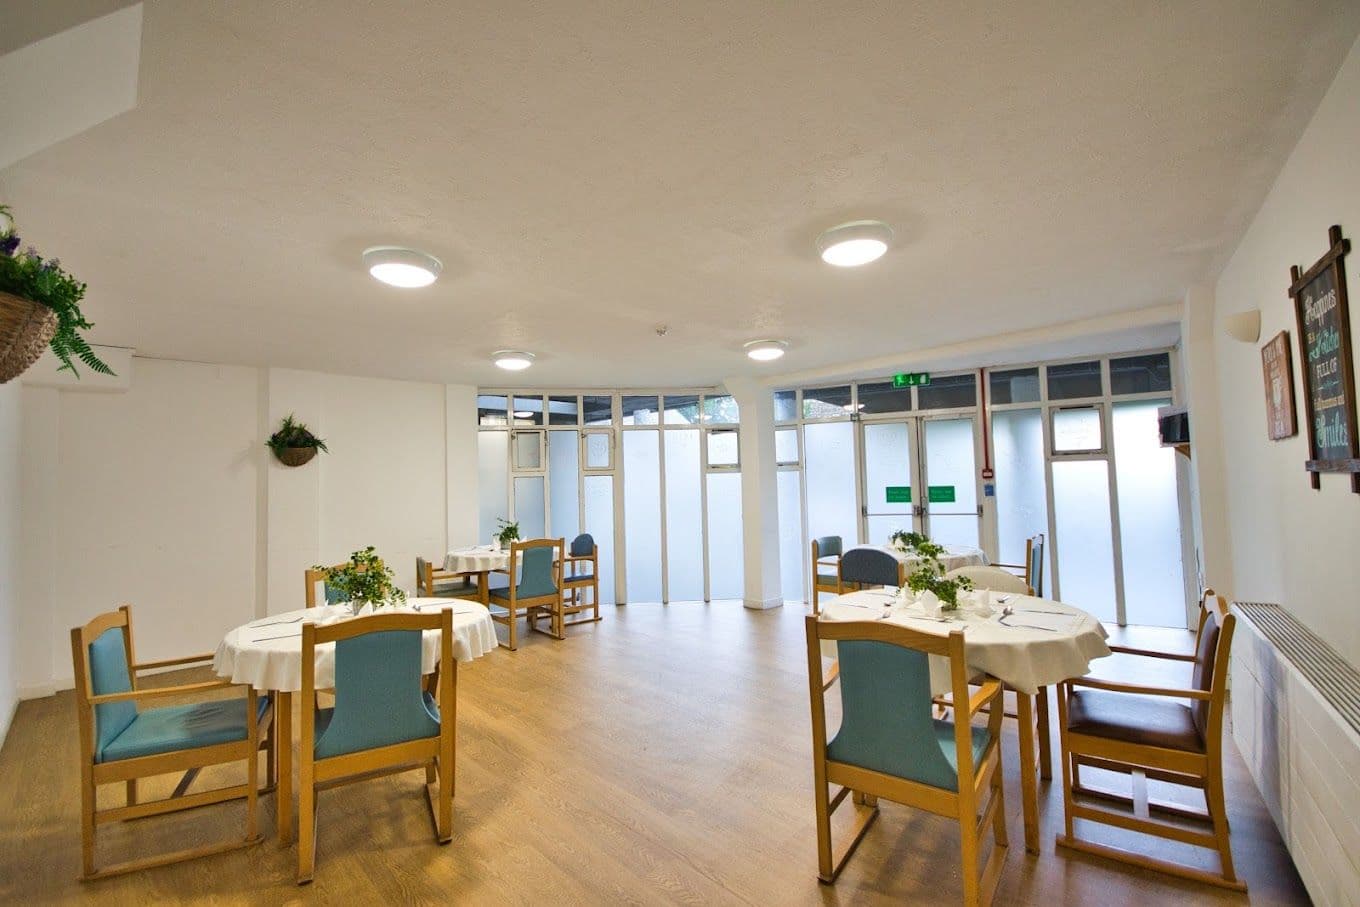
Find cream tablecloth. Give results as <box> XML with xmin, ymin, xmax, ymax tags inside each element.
<box><xmin>444</xmin><ymin>545</ymin><xmax>511</xmax><ymax>574</ymax></box>
<box><xmin>213</xmin><ymin>599</ymin><xmax>497</xmax><ymax>692</ymax></box>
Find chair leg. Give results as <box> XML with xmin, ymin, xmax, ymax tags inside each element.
<box><xmin>297</xmin><ymin>778</ymin><xmax>316</xmax><ymax>884</ymax></box>
<box><xmin>813</xmin><ymin>778</ymin><xmax>834</xmax><ymax>882</ymax></box>
<box><xmin>508</xmin><ymin>605</ymin><xmax>518</xmax><ymax>651</ymax></box>
<box><xmin>1205</xmin><ymin>764</ymin><xmax>1239</xmax><ymax>884</ymax></box>
<box><xmin>246</xmin><ymin>737</ymin><xmax>259</xmax><ymax>843</ymax></box>
<box><xmin>1057</xmin><ymin>689</ymin><xmax>1076</xmax><ymax>841</ymax></box>
<box><xmin>80</xmin><ymin>771</ymin><xmax>96</xmax><ymax>879</ymax></box>
<box><xmin>959</xmin><ymin>795</ymin><xmax>981</xmax><ymax>907</ymax></box>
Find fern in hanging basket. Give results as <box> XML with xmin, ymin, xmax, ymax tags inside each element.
<box><xmin>267</xmin><ymin>414</ymin><xmax>329</xmax><ymax>466</ymax></box>
<box><xmin>0</xmin><ymin>204</ymin><xmax>114</xmax><ymax>379</ymax></box>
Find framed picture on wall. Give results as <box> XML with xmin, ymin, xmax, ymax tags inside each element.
<box><xmin>1261</xmin><ymin>330</ymin><xmax>1297</xmax><ymax>440</ymax></box>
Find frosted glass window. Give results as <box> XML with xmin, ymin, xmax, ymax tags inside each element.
<box><xmin>583</xmin><ymin>431</ymin><xmax>612</xmax><ymax>470</ymax></box>
<box><xmin>1110</xmin><ymin>354</ymin><xmax>1172</xmax><ymax>395</ymax></box>
<box><xmin>663</xmin><ymin>394</ymin><xmax>700</xmax><ymax>424</ymax></box>
<box><xmin>775</xmin><ymin>429</ymin><xmax>799</xmax><ymax>465</ymax></box>
<box><xmin>707</xmin><ymin>430</ymin><xmax>739</xmax><ymax>467</ymax></box>
<box><xmin>513</xmin><ymin>476</ymin><xmax>545</xmax><ymax>540</ymax></box>
<box><xmin>1052</xmin><ymin>407</ymin><xmax>1104</xmax><ymax>453</ymax></box>
<box><xmin>664</xmin><ymin>431</ymin><xmax>704</xmax><ymax>601</ymax></box>
<box><xmin>1114</xmin><ymin>400</ymin><xmax>1187</xmax><ymax>627</ymax></box>
<box><xmin>477</xmin><ymin>431</ymin><xmax>508</xmax><ymax>544</ymax></box>
<box><xmin>778</xmin><ymin>470</ymin><xmax>805</xmax><ymax>603</ymax></box>
<box><xmin>989</xmin><ymin>368</ymin><xmax>1040</xmax><ymax>405</ymax></box>
<box><xmin>706</xmin><ymin>472</ymin><xmax>744</xmax><ymax>599</ymax></box>
<box><xmin>917</xmin><ymin>374</ymin><xmax>976</xmax><ymax>410</ymax></box>
<box><xmin>1052</xmin><ymin>460</ymin><xmax>1117</xmax><ymax>622</ymax></box>
<box><xmin>623</xmin><ymin>431</ymin><xmax>662</xmax><ymax>602</ymax></box>
<box><xmin>804</xmin><ymin>421</ymin><xmax>858</xmax><ymax>548</ymax></box>
<box><xmin>583</xmin><ymin>395</ymin><xmax>613</xmax><ymax>425</ymax></box>
<box><xmin>863</xmin><ymin>421</ymin><xmax>915</xmax><ymax>545</ymax></box>
<box><xmin>702</xmin><ymin>394</ymin><xmax>739</xmax><ymax>424</ymax></box>
<box><xmin>773</xmin><ymin>390</ymin><xmax>798</xmax><ymax>423</ymax></box>
<box><xmin>803</xmin><ymin>385</ymin><xmax>852</xmax><ymax>419</ymax></box>
<box><xmin>858</xmin><ymin>381</ymin><xmax>912</xmax><ymax>415</ymax></box>
<box><xmin>992</xmin><ymin>409</ymin><xmax>1050</xmax><ymax>595</ymax></box>
<box><xmin>1047</xmin><ymin>361</ymin><xmax>1103</xmax><ymax>399</ymax></box>
<box><xmin>621</xmin><ymin>396</ymin><xmax>659</xmax><ymax>426</ymax></box>
<box><xmin>548</xmin><ymin>430</ymin><xmax>580</xmax><ymax>541</ymax></box>
<box><xmin>477</xmin><ymin>395</ymin><xmax>507</xmax><ymax>426</ymax></box>
<box><xmin>512</xmin><ymin>396</ymin><xmax>543</xmax><ymax>426</ymax></box>
<box><xmin>512</xmin><ymin>430</ymin><xmax>543</xmax><ymax>470</ymax></box>
<box><xmin>548</xmin><ymin>395</ymin><xmax>579</xmax><ymax>426</ymax></box>
<box><xmin>923</xmin><ymin>418</ymin><xmax>979</xmax><ymax>548</ymax></box>
<box><xmin>583</xmin><ymin>475</ymin><xmax>615</xmax><ymax>605</ymax></box>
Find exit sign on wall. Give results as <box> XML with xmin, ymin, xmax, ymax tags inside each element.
<box><xmin>892</xmin><ymin>372</ymin><xmax>931</xmax><ymax>388</ymax></box>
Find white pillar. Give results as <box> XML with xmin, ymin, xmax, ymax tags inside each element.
<box><xmin>725</xmin><ymin>378</ymin><xmax>783</xmax><ymax>610</ymax></box>
<box><xmin>1180</xmin><ymin>284</ymin><xmax>1233</xmax><ymax>597</ymax></box>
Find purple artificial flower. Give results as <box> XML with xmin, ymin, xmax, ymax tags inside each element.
<box><xmin>41</xmin><ymin>257</ymin><xmax>60</xmax><ymax>271</ymax></box>
<box><xmin>0</xmin><ymin>233</ymin><xmax>17</xmax><ymax>256</ymax></box>
<box><xmin>23</xmin><ymin>246</ymin><xmax>41</xmax><ymax>261</ymax></box>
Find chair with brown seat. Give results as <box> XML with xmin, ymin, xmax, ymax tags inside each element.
<box><xmin>71</xmin><ymin>605</ymin><xmax>272</xmax><ymax>879</ymax></box>
<box><xmin>810</xmin><ymin>536</ymin><xmax>844</xmax><ymax>614</ymax></box>
<box><xmin>415</xmin><ymin>556</ymin><xmax>480</xmax><ymax>600</ymax></box>
<box><xmin>1056</xmin><ymin>594</ymin><xmax>1243</xmax><ymax>891</ymax></box>
<box><xmin>994</xmin><ymin>534</ymin><xmax>1045</xmax><ymax>598</ymax></box>
<box><xmin>806</xmin><ymin>615</ymin><xmax>1008</xmax><ymax>905</ymax></box>
<box><xmin>487</xmin><ymin>537</ymin><xmax>564</xmax><ymax>649</ymax></box>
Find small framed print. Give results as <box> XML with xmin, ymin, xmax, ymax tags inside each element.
<box><xmin>1261</xmin><ymin>330</ymin><xmax>1297</xmax><ymax>440</ymax></box>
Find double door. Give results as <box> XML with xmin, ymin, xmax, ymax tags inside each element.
<box><xmin>859</xmin><ymin>416</ymin><xmax>981</xmax><ymax>549</ymax></box>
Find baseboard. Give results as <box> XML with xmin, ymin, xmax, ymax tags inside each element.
<box><xmin>18</xmin><ymin>679</ymin><xmax>62</xmax><ymax>700</ymax></box>
<box><xmin>743</xmin><ymin>597</ymin><xmax>784</xmax><ymax>611</ymax></box>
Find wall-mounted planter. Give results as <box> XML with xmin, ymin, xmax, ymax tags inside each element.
<box><xmin>0</xmin><ymin>290</ymin><xmax>58</xmax><ymax>383</ymax></box>
<box><xmin>275</xmin><ymin>446</ymin><xmax>318</xmax><ymax>467</ymax></box>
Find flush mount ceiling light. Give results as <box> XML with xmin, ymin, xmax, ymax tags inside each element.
<box><xmin>362</xmin><ymin>246</ymin><xmax>442</xmax><ymax>288</ymax></box>
<box><xmin>816</xmin><ymin>220</ymin><xmax>893</xmax><ymax>267</ymax></box>
<box><xmin>492</xmin><ymin>350</ymin><xmax>535</xmax><ymax>371</ymax></box>
<box><xmin>744</xmin><ymin>339</ymin><xmax>788</xmax><ymax>362</ymax></box>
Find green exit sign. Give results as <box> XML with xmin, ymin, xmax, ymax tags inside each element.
<box><xmin>892</xmin><ymin>372</ymin><xmax>931</xmax><ymax>388</ymax></box>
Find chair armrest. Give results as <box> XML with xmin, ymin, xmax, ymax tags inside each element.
<box><xmin>88</xmin><ymin>679</ymin><xmax>241</xmax><ymax>705</ymax></box>
<box><xmin>133</xmin><ymin>653</ymin><xmax>215</xmax><ymax>671</ymax></box>
<box><xmin>965</xmin><ymin>678</ymin><xmax>1004</xmax><ymax>717</ymax></box>
<box><xmin>1065</xmin><ymin>676</ymin><xmax>1211</xmax><ymax>700</ymax></box>
<box><xmin>1107</xmin><ymin>644</ymin><xmax>1196</xmax><ymax>662</ymax></box>
<box><xmin>561</xmin><ymin>554</ymin><xmax>592</xmax><ymax>563</ymax></box>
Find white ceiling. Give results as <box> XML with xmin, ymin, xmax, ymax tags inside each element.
<box><xmin>2</xmin><ymin>1</ymin><xmax>1358</xmax><ymax>388</ymax></box>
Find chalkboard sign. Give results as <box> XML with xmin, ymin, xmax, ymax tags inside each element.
<box><xmin>1290</xmin><ymin>225</ymin><xmax>1358</xmax><ymax>493</ymax></box>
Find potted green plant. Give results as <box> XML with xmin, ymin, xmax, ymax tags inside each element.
<box><xmin>494</xmin><ymin>518</ymin><xmax>520</xmax><ymax>551</ymax></box>
<box><xmin>267</xmin><ymin>414</ymin><xmax>329</xmax><ymax>467</ymax></box>
<box><xmin>905</xmin><ymin>564</ymin><xmax>974</xmax><ymax>611</ymax></box>
<box><xmin>318</xmin><ymin>547</ymin><xmax>406</xmax><ymax>613</ymax></box>
<box><xmin>0</xmin><ymin>204</ymin><xmax>114</xmax><ymax>382</ymax></box>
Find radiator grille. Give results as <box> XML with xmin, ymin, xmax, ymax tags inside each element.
<box><xmin>1235</xmin><ymin>601</ymin><xmax>1360</xmax><ymax>738</ymax></box>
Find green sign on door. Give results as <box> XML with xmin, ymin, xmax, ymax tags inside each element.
<box><xmin>891</xmin><ymin>372</ymin><xmax>932</xmax><ymax>388</ymax></box>
<box><xmin>927</xmin><ymin>485</ymin><xmax>956</xmax><ymax>503</ymax></box>
<box><xmin>885</xmin><ymin>486</ymin><xmax>912</xmax><ymax>503</ymax></box>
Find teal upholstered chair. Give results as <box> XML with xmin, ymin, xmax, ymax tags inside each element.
<box><xmin>810</xmin><ymin>536</ymin><xmax>844</xmax><ymax>614</ymax></box>
<box><xmin>540</xmin><ymin>533</ymin><xmax>602</xmax><ymax>634</ymax></box>
<box><xmin>70</xmin><ymin>605</ymin><xmax>272</xmax><ymax>880</ymax></box>
<box><xmin>487</xmin><ymin>537</ymin><xmax>564</xmax><ymax>649</ymax></box>
<box><xmin>298</xmin><ymin>610</ymin><xmax>456</xmax><ymax>884</ymax></box>
<box><xmin>305</xmin><ymin>564</ymin><xmax>353</xmax><ymax>608</ymax></box>
<box><xmin>805</xmin><ymin>616</ymin><xmax>1008</xmax><ymax>905</ymax></box>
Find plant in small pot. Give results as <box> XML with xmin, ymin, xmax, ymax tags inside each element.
<box><xmin>905</xmin><ymin>563</ymin><xmax>974</xmax><ymax>612</ymax></box>
<box><xmin>267</xmin><ymin>414</ymin><xmax>328</xmax><ymax>467</ymax></box>
<box><xmin>0</xmin><ymin>204</ymin><xmax>114</xmax><ymax>383</ymax></box>
<box><xmin>319</xmin><ymin>547</ymin><xmax>406</xmax><ymax>615</ymax></box>
<box><xmin>493</xmin><ymin>518</ymin><xmax>520</xmax><ymax>552</ymax></box>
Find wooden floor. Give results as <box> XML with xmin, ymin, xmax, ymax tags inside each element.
<box><xmin>0</xmin><ymin>602</ymin><xmax>1308</xmax><ymax>905</ymax></box>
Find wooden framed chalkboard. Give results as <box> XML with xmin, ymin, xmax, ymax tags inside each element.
<box><xmin>1289</xmin><ymin>225</ymin><xmax>1358</xmax><ymax>493</ymax></box>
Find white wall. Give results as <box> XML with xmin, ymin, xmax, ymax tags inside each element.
<box><xmin>1211</xmin><ymin>33</ymin><xmax>1360</xmax><ymax>667</ymax></box>
<box><xmin>0</xmin><ymin>380</ymin><xmax>22</xmax><ymax>742</ymax></box>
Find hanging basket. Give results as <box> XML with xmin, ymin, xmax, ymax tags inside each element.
<box><xmin>275</xmin><ymin>446</ymin><xmax>318</xmax><ymax>467</ymax></box>
<box><xmin>0</xmin><ymin>291</ymin><xmax>58</xmax><ymax>384</ymax></box>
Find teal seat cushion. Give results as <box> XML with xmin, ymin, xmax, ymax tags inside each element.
<box><xmin>99</xmin><ymin>697</ymin><xmax>267</xmax><ymax>763</ymax></box>
<box><xmin>936</xmin><ymin>721</ymin><xmax>991</xmax><ymax>776</ymax></box>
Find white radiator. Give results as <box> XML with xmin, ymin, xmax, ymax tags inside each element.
<box><xmin>1231</xmin><ymin>602</ymin><xmax>1360</xmax><ymax>906</ymax></box>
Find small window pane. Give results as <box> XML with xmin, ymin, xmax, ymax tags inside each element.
<box><xmin>477</xmin><ymin>394</ymin><xmax>507</xmax><ymax>426</ymax></box>
<box><xmin>775</xmin><ymin>428</ymin><xmax>799</xmax><ymax>465</ymax></box>
<box><xmin>707</xmin><ymin>430</ymin><xmax>739</xmax><ymax>467</ymax></box>
<box><xmin>512</xmin><ymin>396</ymin><xmax>543</xmax><ymax>426</ymax></box>
<box><xmin>1110</xmin><ymin>353</ymin><xmax>1172</xmax><ymax>395</ymax></box>
<box><xmin>584</xmin><ymin>432</ymin><xmax>612</xmax><ymax>470</ymax></box>
<box><xmin>702</xmin><ymin>394</ymin><xmax>739</xmax><ymax>423</ymax></box>
<box><xmin>663</xmin><ymin>394</ymin><xmax>700</xmax><ymax>424</ymax></box>
<box><xmin>1047</xmin><ymin>361</ymin><xmax>1103</xmax><ymax>399</ymax></box>
<box><xmin>1052</xmin><ymin>406</ymin><xmax>1103</xmax><ymax>453</ymax></box>
<box><xmin>547</xmin><ymin>395</ymin><xmax>579</xmax><ymax>426</ymax></box>
<box><xmin>773</xmin><ymin>390</ymin><xmax>798</xmax><ymax>422</ymax></box>
<box><xmin>621</xmin><ymin>395</ymin><xmax>659</xmax><ymax>425</ymax></box>
<box><xmin>989</xmin><ymin>368</ymin><xmax>1040</xmax><ymax>405</ymax></box>
<box><xmin>513</xmin><ymin>430</ymin><xmax>543</xmax><ymax>469</ymax></box>
<box><xmin>857</xmin><ymin>381</ymin><xmax>912</xmax><ymax>415</ymax></box>
<box><xmin>803</xmin><ymin>385</ymin><xmax>852</xmax><ymax>418</ymax></box>
<box><xmin>918</xmin><ymin>373</ymin><xmax>976</xmax><ymax>409</ymax></box>
<box><xmin>583</xmin><ymin>395</ymin><xmax>613</xmax><ymax>425</ymax></box>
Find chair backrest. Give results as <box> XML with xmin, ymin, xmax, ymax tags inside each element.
<box><xmin>945</xmin><ymin>565</ymin><xmax>1030</xmax><ymax>595</ymax></box>
<box><xmin>1026</xmin><ymin>534</ymin><xmax>1045</xmax><ymax>597</ymax></box>
<box><xmin>1190</xmin><ymin>595</ymin><xmax>1235</xmax><ymax>745</ymax></box>
<box><xmin>813</xmin><ymin>536</ymin><xmax>843</xmax><ymax>559</ymax></box>
<box><xmin>305</xmin><ymin>563</ymin><xmax>355</xmax><ymax>607</ymax></box>
<box><xmin>839</xmin><ymin>547</ymin><xmax>899</xmax><ymax>587</ymax></box>
<box><xmin>70</xmin><ymin>606</ymin><xmax>139</xmax><ymax>763</ymax></box>
<box><xmin>807</xmin><ymin>616</ymin><xmax>978</xmax><ymax>791</ymax></box>
<box><xmin>569</xmin><ymin>533</ymin><xmax>596</xmax><ymax>557</ymax></box>
<box><xmin>510</xmin><ymin>538</ymin><xmax>564</xmax><ymax>598</ymax></box>
<box><xmin>302</xmin><ymin>611</ymin><xmax>452</xmax><ymax>760</ymax></box>
<box><xmin>416</xmin><ymin>556</ymin><xmax>436</xmax><ymax>595</ymax></box>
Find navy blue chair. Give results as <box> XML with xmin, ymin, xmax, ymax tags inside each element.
<box><xmin>298</xmin><ymin>609</ymin><xmax>456</xmax><ymax>883</ymax></box>
<box><xmin>810</xmin><ymin>536</ymin><xmax>844</xmax><ymax>614</ymax></box>
<box><xmin>71</xmin><ymin>605</ymin><xmax>271</xmax><ymax>879</ymax></box>
<box><xmin>806</xmin><ymin>616</ymin><xmax>1008</xmax><ymax>904</ymax></box>
<box><xmin>839</xmin><ymin>546</ymin><xmax>901</xmax><ymax>589</ymax></box>
<box><xmin>487</xmin><ymin>537</ymin><xmax>564</xmax><ymax>649</ymax></box>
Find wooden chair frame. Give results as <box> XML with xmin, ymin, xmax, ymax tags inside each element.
<box><xmin>416</xmin><ymin>557</ymin><xmax>481</xmax><ymax>601</ymax></box>
<box><xmin>995</xmin><ymin>533</ymin><xmax>1044</xmax><ymax>597</ymax></box>
<box><xmin>810</xmin><ymin>539</ymin><xmax>843</xmax><ymax>615</ymax></box>
<box><xmin>298</xmin><ymin>610</ymin><xmax>456</xmax><ymax>883</ymax></box>
<box><xmin>1056</xmin><ymin>595</ymin><xmax>1243</xmax><ymax>891</ymax></box>
<box><xmin>807</xmin><ymin>616</ymin><xmax>1008</xmax><ymax>906</ymax></box>
<box><xmin>487</xmin><ymin>538</ymin><xmax>564</xmax><ymax>649</ymax></box>
<box><xmin>71</xmin><ymin>605</ymin><xmax>273</xmax><ymax>880</ymax></box>
<box><xmin>304</xmin><ymin>564</ymin><xmax>346</xmax><ymax>608</ymax></box>
<box><xmin>545</xmin><ymin>538</ymin><xmax>602</xmax><ymax>631</ymax></box>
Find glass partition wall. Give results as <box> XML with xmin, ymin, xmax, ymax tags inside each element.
<box><xmin>478</xmin><ymin>390</ymin><xmax>740</xmax><ymax>604</ymax></box>
<box><xmin>776</xmin><ymin>350</ymin><xmax>1194</xmax><ymax>627</ymax></box>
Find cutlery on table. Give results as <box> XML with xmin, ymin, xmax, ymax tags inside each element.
<box><xmin>250</xmin><ymin>615</ymin><xmax>304</xmax><ymax>628</ymax></box>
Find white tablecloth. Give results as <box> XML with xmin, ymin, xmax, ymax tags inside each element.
<box><xmin>444</xmin><ymin>545</ymin><xmax>510</xmax><ymax>574</ymax></box>
<box><xmin>820</xmin><ymin>589</ymin><xmax>1109</xmax><ymax>694</ymax></box>
<box><xmin>848</xmin><ymin>543</ymin><xmax>989</xmax><ymax>573</ymax></box>
<box><xmin>213</xmin><ymin>599</ymin><xmax>498</xmax><ymax>693</ymax></box>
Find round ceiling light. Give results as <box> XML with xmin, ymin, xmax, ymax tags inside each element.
<box><xmin>362</xmin><ymin>246</ymin><xmax>442</xmax><ymax>288</ymax></box>
<box><xmin>492</xmin><ymin>350</ymin><xmax>535</xmax><ymax>371</ymax></box>
<box><xmin>744</xmin><ymin>339</ymin><xmax>788</xmax><ymax>362</ymax></box>
<box><xmin>816</xmin><ymin>220</ymin><xmax>893</xmax><ymax>267</ymax></box>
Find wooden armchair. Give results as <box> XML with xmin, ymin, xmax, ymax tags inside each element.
<box><xmin>994</xmin><ymin>534</ymin><xmax>1044</xmax><ymax>598</ymax></box>
<box><xmin>1056</xmin><ymin>594</ymin><xmax>1243</xmax><ymax>890</ymax></box>
<box><xmin>487</xmin><ymin>538</ymin><xmax>564</xmax><ymax>650</ymax></box>
<box><xmin>548</xmin><ymin>532</ymin><xmax>602</xmax><ymax>629</ymax></box>
<box><xmin>416</xmin><ymin>556</ymin><xmax>479</xmax><ymax>600</ymax></box>
<box><xmin>807</xmin><ymin>616</ymin><xmax>1008</xmax><ymax>905</ymax></box>
<box><xmin>304</xmin><ymin>564</ymin><xmax>347</xmax><ymax>608</ymax></box>
<box><xmin>810</xmin><ymin>536</ymin><xmax>844</xmax><ymax>615</ymax></box>
<box><xmin>70</xmin><ymin>605</ymin><xmax>273</xmax><ymax>879</ymax></box>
